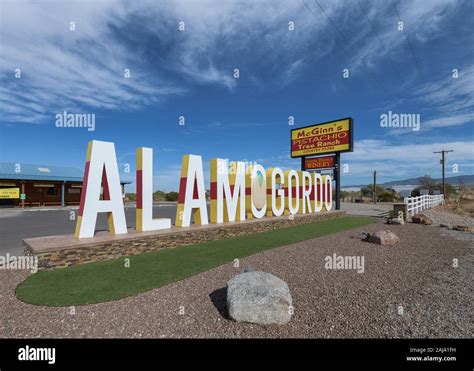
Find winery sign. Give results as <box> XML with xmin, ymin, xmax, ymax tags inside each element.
<box><xmin>75</xmin><ymin>140</ymin><xmax>333</xmax><ymax>238</ymax></box>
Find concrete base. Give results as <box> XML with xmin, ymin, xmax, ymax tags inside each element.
<box><xmin>24</xmin><ymin>210</ymin><xmax>346</xmax><ymax>271</ymax></box>
<box><xmin>393</xmin><ymin>203</ymin><xmax>408</xmax><ymax>221</ymax></box>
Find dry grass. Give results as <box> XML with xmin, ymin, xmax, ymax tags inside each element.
<box><xmin>444</xmin><ymin>187</ymin><xmax>474</xmax><ymax>218</ymax></box>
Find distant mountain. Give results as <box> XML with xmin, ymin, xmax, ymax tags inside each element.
<box><xmin>344</xmin><ymin>175</ymin><xmax>474</xmax><ymax>188</ymax></box>
<box><xmin>382</xmin><ymin>175</ymin><xmax>474</xmax><ymax>186</ymax></box>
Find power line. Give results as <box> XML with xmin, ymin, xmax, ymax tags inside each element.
<box><xmin>303</xmin><ymin>0</ymin><xmax>390</xmax><ymax>95</ymax></box>
<box><xmin>301</xmin><ymin>1</ymin><xmax>354</xmax><ymax>83</ymax></box>
<box><xmin>390</xmin><ymin>0</ymin><xmax>439</xmax><ymax>110</ymax></box>
<box><xmin>390</xmin><ymin>0</ymin><xmax>423</xmax><ymax>78</ymax></box>
<box><xmin>356</xmin><ymin>0</ymin><xmax>404</xmax><ymax>81</ymax></box>
<box><xmin>313</xmin><ymin>0</ymin><xmax>389</xmax><ymax>94</ymax></box>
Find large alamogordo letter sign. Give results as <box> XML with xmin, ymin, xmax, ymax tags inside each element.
<box><xmin>75</xmin><ymin>140</ymin><xmax>333</xmax><ymax>238</ymax></box>
<box><xmin>290</xmin><ymin>117</ymin><xmax>353</xmax><ymax>157</ymax></box>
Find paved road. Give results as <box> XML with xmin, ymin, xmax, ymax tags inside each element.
<box><xmin>0</xmin><ymin>203</ymin><xmax>178</xmax><ymax>256</ymax></box>
<box><xmin>340</xmin><ymin>202</ymin><xmax>392</xmax><ymax>217</ymax></box>
<box><xmin>0</xmin><ymin>202</ymin><xmax>391</xmax><ymax>256</ymax></box>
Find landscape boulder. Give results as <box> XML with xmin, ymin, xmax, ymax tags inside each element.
<box><xmin>368</xmin><ymin>230</ymin><xmax>400</xmax><ymax>246</ymax></box>
<box><xmin>412</xmin><ymin>213</ymin><xmax>433</xmax><ymax>225</ymax></box>
<box><xmin>226</xmin><ymin>271</ymin><xmax>292</xmax><ymax>325</ymax></box>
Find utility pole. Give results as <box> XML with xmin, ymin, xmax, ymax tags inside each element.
<box><xmin>433</xmin><ymin>149</ymin><xmax>453</xmax><ymax>199</ymax></box>
<box><xmin>373</xmin><ymin>170</ymin><xmax>377</xmax><ymax>204</ymax></box>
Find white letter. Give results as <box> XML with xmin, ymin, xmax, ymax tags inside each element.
<box><xmin>313</xmin><ymin>173</ymin><xmax>323</xmax><ymax>212</ymax></box>
<box><xmin>175</xmin><ymin>155</ymin><xmax>208</xmax><ymax>227</ymax></box>
<box><xmin>302</xmin><ymin>171</ymin><xmax>312</xmax><ymax>214</ymax></box>
<box><xmin>18</xmin><ymin>347</ymin><xmax>26</xmax><ymax>361</ymax></box>
<box><xmin>75</xmin><ymin>140</ymin><xmax>127</xmax><ymax>238</ymax></box>
<box><xmin>287</xmin><ymin>170</ymin><xmax>299</xmax><ymax>215</ymax></box>
<box><xmin>136</xmin><ymin>147</ymin><xmax>171</xmax><ymax>231</ymax></box>
<box><xmin>251</xmin><ymin>164</ymin><xmax>267</xmax><ymax>218</ymax></box>
<box><xmin>323</xmin><ymin>175</ymin><xmax>333</xmax><ymax>211</ymax></box>
<box><xmin>270</xmin><ymin>168</ymin><xmax>285</xmax><ymax>216</ymax></box>
<box><xmin>210</xmin><ymin>159</ymin><xmax>245</xmax><ymax>223</ymax></box>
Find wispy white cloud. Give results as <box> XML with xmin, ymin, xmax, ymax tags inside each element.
<box><xmin>1</xmin><ymin>0</ymin><xmax>470</xmax><ymax>127</ymax></box>
<box><xmin>413</xmin><ymin>65</ymin><xmax>474</xmax><ymax>131</ymax></box>
<box><xmin>344</xmin><ymin>139</ymin><xmax>473</xmax><ymax>179</ymax></box>
<box><xmin>0</xmin><ymin>1</ymin><xmax>185</xmax><ymax>124</ymax></box>
<box><xmin>422</xmin><ymin>113</ymin><xmax>474</xmax><ymax>129</ymax></box>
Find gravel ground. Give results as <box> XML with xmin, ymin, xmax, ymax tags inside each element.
<box><xmin>0</xmin><ymin>218</ymin><xmax>472</xmax><ymax>338</ymax></box>
<box><xmin>423</xmin><ymin>208</ymin><xmax>474</xmax><ymax>244</ymax></box>
<box><xmin>424</xmin><ymin>208</ymin><xmax>474</xmax><ymax>228</ymax></box>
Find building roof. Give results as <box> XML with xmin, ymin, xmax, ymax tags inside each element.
<box><xmin>0</xmin><ymin>163</ymin><xmax>131</xmax><ymax>184</ymax></box>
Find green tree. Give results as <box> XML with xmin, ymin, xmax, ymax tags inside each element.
<box><xmin>420</xmin><ymin>175</ymin><xmax>437</xmax><ymax>190</ymax></box>
<box><xmin>165</xmin><ymin>191</ymin><xmax>179</xmax><ymax>202</ymax></box>
<box><xmin>124</xmin><ymin>193</ymin><xmax>136</xmax><ymax>202</ymax></box>
<box><xmin>361</xmin><ymin>184</ymin><xmax>386</xmax><ymax>199</ymax></box>
<box><xmin>378</xmin><ymin>191</ymin><xmax>397</xmax><ymax>202</ymax></box>
<box><xmin>442</xmin><ymin>183</ymin><xmax>457</xmax><ymax>197</ymax></box>
<box><xmin>340</xmin><ymin>191</ymin><xmax>350</xmax><ymax>202</ymax></box>
<box><xmin>153</xmin><ymin>190</ymin><xmax>166</xmax><ymax>201</ymax></box>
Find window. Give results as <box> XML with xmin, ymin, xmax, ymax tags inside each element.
<box><xmin>46</xmin><ymin>187</ymin><xmax>59</xmax><ymax>196</ymax></box>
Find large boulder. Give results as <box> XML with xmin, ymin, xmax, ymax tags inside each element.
<box><xmin>226</xmin><ymin>271</ymin><xmax>292</xmax><ymax>325</ymax></box>
<box><xmin>368</xmin><ymin>230</ymin><xmax>400</xmax><ymax>246</ymax></box>
<box><xmin>412</xmin><ymin>213</ymin><xmax>433</xmax><ymax>225</ymax></box>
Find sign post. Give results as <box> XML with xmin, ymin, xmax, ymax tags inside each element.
<box><xmin>290</xmin><ymin>117</ymin><xmax>353</xmax><ymax>211</ymax></box>
<box><xmin>335</xmin><ymin>153</ymin><xmax>341</xmax><ymax>210</ymax></box>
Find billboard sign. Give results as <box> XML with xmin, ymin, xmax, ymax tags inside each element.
<box><xmin>0</xmin><ymin>188</ymin><xmax>20</xmax><ymax>199</ymax></box>
<box><xmin>291</xmin><ymin>117</ymin><xmax>353</xmax><ymax>158</ymax></box>
<box><xmin>304</xmin><ymin>155</ymin><xmax>335</xmax><ymax>170</ymax></box>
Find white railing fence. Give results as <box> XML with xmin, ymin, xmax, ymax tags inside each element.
<box><xmin>403</xmin><ymin>194</ymin><xmax>444</xmax><ymax>217</ymax></box>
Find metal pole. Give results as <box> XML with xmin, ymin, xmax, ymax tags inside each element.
<box><xmin>21</xmin><ymin>182</ymin><xmax>25</xmax><ymax>208</ymax></box>
<box><xmin>61</xmin><ymin>182</ymin><xmax>65</xmax><ymax>208</ymax></box>
<box><xmin>373</xmin><ymin>170</ymin><xmax>377</xmax><ymax>204</ymax></box>
<box><xmin>335</xmin><ymin>153</ymin><xmax>341</xmax><ymax>210</ymax></box>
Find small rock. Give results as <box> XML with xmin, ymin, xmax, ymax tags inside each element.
<box><xmin>412</xmin><ymin>213</ymin><xmax>433</xmax><ymax>225</ymax></box>
<box><xmin>368</xmin><ymin>230</ymin><xmax>400</xmax><ymax>246</ymax></box>
<box><xmin>243</xmin><ymin>266</ymin><xmax>254</xmax><ymax>273</ymax></box>
<box><xmin>439</xmin><ymin>223</ymin><xmax>450</xmax><ymax>228</ymax></box>
<box><xmin>358</xmin><ymin>231</ymin><xmax>370</xmax><ymax>241</ymax></box>
<box><xmin>227</xmin><ymin>271</ymin><xmax>292</xmax><ymax>325</ymax></box>
<box><xmin>453</xmin><ymin>225</ymin><xmax>473</xmax><ymax>232</ymax></box>
<box><xmin>389</xmin><ymin>218</ymin><xmax>404</xmax><ymax>225</ymax></box>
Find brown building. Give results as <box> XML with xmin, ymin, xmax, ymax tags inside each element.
<box><xmin>0</xmin><ymin>163</ymin><xmax>130</xmax><ymax>208</ymax></box>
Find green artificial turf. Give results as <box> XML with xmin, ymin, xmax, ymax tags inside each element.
<box><xmin>16</xmin><ymin>216</ymin><xmax>375</xmax><ymax>306</ymax></box>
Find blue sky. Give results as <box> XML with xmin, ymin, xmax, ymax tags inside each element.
<box><xmin>1</xmin><ymin>0</ymin><xmax>473</xmax><ymax>191</ymax></box>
